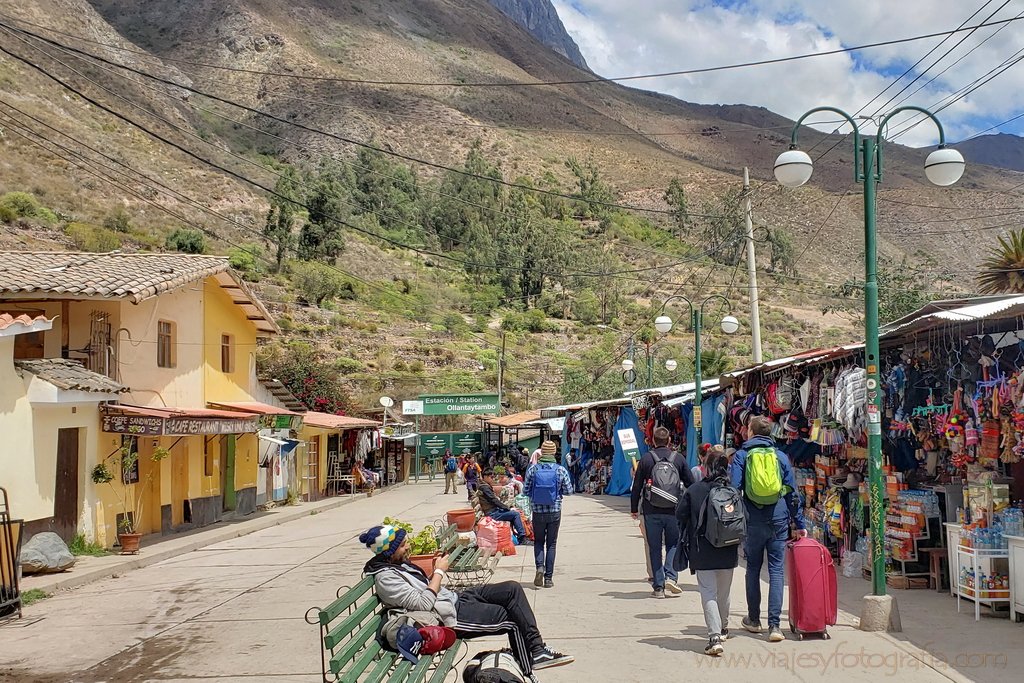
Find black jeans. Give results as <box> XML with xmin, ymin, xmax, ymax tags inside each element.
<box><xmin>533</xmin><ymin>511</ymin><xmax>561</xmax><ymax>579</ymax></box>
<box><xmin>455</xmin><ymin>581</ymin><xmax>544</xmax><ymax>674</ymax></box>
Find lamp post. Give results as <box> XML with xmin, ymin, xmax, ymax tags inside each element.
<box><xmin>654</xmin><ymin>295</ymin><xmax>739</xmax><ymax>429</ymax></box>
<box><xmin>774</xmin><ymin>106</ymin><xmax>964</xmax><ymax>612</ymax></box>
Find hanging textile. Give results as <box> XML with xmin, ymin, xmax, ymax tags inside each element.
<box><xmin>606</xmin><ymin>407</ymin><xmax>648</xmax><ymax>496</ymax></box>
<box><xmin>684</xmin><ymin>394</ymin><xmax>727</xmax><ymax>468</ymax></box>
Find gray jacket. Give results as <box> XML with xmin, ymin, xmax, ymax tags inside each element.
<box><xmin>363</xmin><ymin>556</ymin><xmax>459</xmax><ymax>627</ymax></box>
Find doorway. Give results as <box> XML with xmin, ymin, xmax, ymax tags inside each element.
<box><xmin>171</xmin><ymin>441</ymin><xmax>189</xmax><ymax>527</ymax></box>
<box><xmin>221</xmin><ymin>435</ymin><xmax>236</xmax><ymax>511</ymax></box>
<box><xmin>53</xmin><ymin>428</ymin><xmax>80</xmax><ymax>542</ymax></box>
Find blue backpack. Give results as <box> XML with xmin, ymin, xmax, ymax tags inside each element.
<box><xmin>529</xmin><ymin>464</ymin><xmax>559</xmax><ymax>506</ymax></box>
<box><xmin>445</xmin><ymin>457</ymin><xmax>457</xmax><ymax>473</ymax></box>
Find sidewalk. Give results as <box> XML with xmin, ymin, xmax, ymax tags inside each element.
<box><xmin>20</xmin><ymin>485</ymin><xmax>400</xmax><ymax>594</ymax></box>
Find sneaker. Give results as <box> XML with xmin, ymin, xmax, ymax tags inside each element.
<box><xmin>704</xmin><ymin>636</ymin><xmax>724</xmax><ymax>656</ymax></box>
<box><xmin>652</xmin><ymin>589</ymin><xmax>666</xmax><ymax>599</ymax></box>
<box><xmin>741</xmin><ymin>617</ymin><xmax>763</xmax><ymax>634</ymax></box>
<box><xmin>519</xmin><ymin>538</ymin><xmax>534</xmax><ymax>546</ymax></box>
<box><xmin>664</xmin><ymin>578</ymin><xmax>683</xmax><ymax>594</ymax></box>
<box><xmin>720</xmin><ymin>628</ymin><xmax>729</xmax><ymax>641</ymax></box>
<box><xmin>543</xmin><ymin>578</ymin><xmax>554</xmax><ymax>589</ymax></box>
<box><xmin>532</xmin><ymin>647</ymin><xmax>574</xmax><ymax>670</ymax></box>
<box><xmin>534</xmin><ymin>570</ymin><xmax>544</xmax><ymax>588</ymax></box>
<box><xmin>768</xmin><ymin>626</ymin><xmax>785</xmax><ymax>642</ymax></box>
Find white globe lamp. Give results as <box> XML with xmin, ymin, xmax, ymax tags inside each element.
<box><xmin>720</xmin><ymin>315</ymin><xmax>740</xmax><ymax>335</ymax></box>
<box><xmin>774</xmin><ymin>149</ymin><xmax>814</xmax><ymax>188</ymax></box>
<box><xmin>654</xmin><ymin>315</ymin><xmax>674</xmax><ymax>335</ymax></box>
<box><xmin>621</xmin><ymin>358</ymin><xmax>634</xmax><ymax>372</ymax></box>
<box><xmin>665</xmin><ymin>359</ymin><xmax>678</xmax><ymax>372</ymax></box>
<box><xmin>924</xmin><ymin>147</ymin><xmax>965</xmax><ymax>187</ymax></box>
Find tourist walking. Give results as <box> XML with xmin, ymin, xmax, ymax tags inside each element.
<box><xmin>630</xmin><ymin>426</ymin><xmax>694</xmax><ymax>598</ymax></box>
<box><xmin>729</xmin><ymin>415</ymin><xmax>805</xmax><ymax>642</ymax></box>
<box><xmin>524</xmin><ymin>440</ymin><xmax>573</xmax><ymax>588</ymax></box>
<box><xmin>443</xmin><ymin>449</ymin><xmax>459</xmax><ymax>495</ymax></box>
<box><xmin>462</xmin><ymin>454</ymin><xmax>481</xmax><ymax>503</ymax></box>
<box><xmin>677</xmin><ymin>451</ymin><xmax>743</xmax><ymax>656</ymax></box>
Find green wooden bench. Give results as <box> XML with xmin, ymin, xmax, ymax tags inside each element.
<box><xmin>434</xmin><ymin>523</ymin><xmax>501</xmax><ymax>589</ymax></box>
<box><xmin>307</xmin><ymin>576</ymin><xmax>464</xmax><ymax>683</ymax></box>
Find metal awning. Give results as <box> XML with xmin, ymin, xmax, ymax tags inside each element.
<box><xmin>258</xmin><ymin>434</ymin><xmax>288</xmax><ymax>446</ymax></box>
<box><xmin>485</xmin><ymin>410</ymin><xmax>542</xmax><ymax>428</ymax></box>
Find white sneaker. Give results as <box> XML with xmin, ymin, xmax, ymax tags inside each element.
<box><xmin>664</xmin><ymin>578</ymin><xmax>683</xmax><ymax>594</ymax></box>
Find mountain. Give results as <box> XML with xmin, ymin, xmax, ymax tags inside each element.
<box><xmin>955</xmin><ymin>133</ymin><xmax>1024</xmax><ymax>172</ymax></box>
<box><xmin>488</xmin><ymin>0</ymin><xmax>589</xmax><ymax>70</ymax></box>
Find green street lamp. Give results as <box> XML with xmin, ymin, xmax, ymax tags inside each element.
<box><xmin>655</xmin><ymin>294</ymin><xmax>738</xmax><ymax>429</ymax></box>
<box><xmin>774</xmin><ymin>106</ymin><xmax>965</xmax><ymax>608</ymax></box>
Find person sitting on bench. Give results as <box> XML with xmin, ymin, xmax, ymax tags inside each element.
<box><xmin>360</xmin><ymin>524</ymin><xmax>573</xmax><ymax>676</ymax></box>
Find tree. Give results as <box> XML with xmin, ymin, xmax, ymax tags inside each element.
<box><xmin>664</xmin><ymin>177</ymin><xmax>693</xmax><ymax>235</ymax></box>
<box><xmin>766</xmin><ymin>226</ymin><xmax>796</xmax><ymax>275</ymax></box>
<box><xmin>565</xmin><ymin>156</ymin><xmax>615</xmax><ymax>218</ymax></box>
<box><xmin>823</xmin><ymin>256</ymin><xmax>939</xmax><ymax>325</ymax></box>
<box><xmin>165</xmin><ymin>228</ymin><xmax>206</xmax><ymax>254</ymax></box>
<box><xmin>299</xmin><ymin>162</ymin><xmax>352</xmax><ymax>262</ymax></box>
<box><xmin>264</xmin><ymin>166</ymin><xmax>302</xmax><ymax>270</ymax></box>
<box><xmin>258</xmin><ymin>342</ymin><xmax>351</xmax><ymax>414</ymax></box>
<box><xmin>292</xmin><ymin>260</ymin><xmax>354</xmax><ymax>305</ymax></box>
<box><xmin>977</xmin><ymin>229</ymin><xmax>1024</xmax><ymax>294</ymax></box>
<box><xmin>351</xmin><ymin>145</ymin><xmax>420</xmax><ymax>238</ymax></box>
<box><xmin>699</xmin><ymin>190</ymin><xmax>745</xmax><ymax>266</ymax></box>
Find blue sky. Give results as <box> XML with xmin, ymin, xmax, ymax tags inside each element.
<box><xmin>553</xmin><ymin>0</ymin><xmax>1024</xmax><ymax>146</ymax></box>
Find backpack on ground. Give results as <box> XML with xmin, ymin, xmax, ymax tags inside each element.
<box><xmin>462</xmin><ymin>650</ymin><xmax>527</xmax><ymax>683</ymax></box>
<box><xmin>528</xmin><ymin>464</ymin><xmax>559</xmax><ymax>506</ymax></box>
<box><xmin>646</xmin><ymin>449</ymin><xmax>682</xmax><ymax>509</ymax></box>
<box><xmin>744</xmin><ymin>445</ymin><xmax>784</xmax><ymax>506</ymax></box>
<box><xmin>698</xmin><ymin>483</ymin><xmax>746</xmax><ymax>548</ymax></box>
<box><xmin>445</xmin><ymin>457</ymin><xmax>458</xmax><ymax>474</ymax></box>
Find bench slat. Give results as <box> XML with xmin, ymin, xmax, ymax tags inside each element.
<box><xmin>324</xmin><ymin>594</ymin><xmax>381</xmax><ymax>649</ymax></box>
<box><xmin>338</xmin><ymin>640</ymin><xmax>385</xmax><ymax>683</ymax></box>
<box><xmin>385</xmin><ymin>659</ymin><xmax>413</xmax><ymax>682</ymax></box>
<box><xmin>365</xmin><ymin>651</ymin><xmax>399</xmax><ymax>682</ymax></box>
<box><xmin>426</xmin><ymin>643</ymin><xmax>463</xmax><ymax>683</ymax></box>
<box><xmin>328</xmin><ymin>613</ymin><xmax>382</xmax><ymax>674</ymax></box>
<box><xmin>320</xmin><ymin>575</ymin><xmax>375</xmax><ymax>625</ymax></box>
<box><xmin>447</xmin><ymin>544</ymin><xmax>468</xmax><ymax>565</ymax></box>
<box><xmin>407</xmin><ymin>655</ymin><xmax>434</xmax><ymax>683</ymax></box>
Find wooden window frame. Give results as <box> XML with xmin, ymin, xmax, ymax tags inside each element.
<box><xmin>157</xmin><ymin>320</ymin><xmax>176</xmax><ymax>368</ymax></box>
<box><xmin>220</xmin><ymin>334</ymin><xmax>234</xmax><ymax>373</ymax></box>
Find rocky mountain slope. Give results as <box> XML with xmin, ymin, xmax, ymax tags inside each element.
<box><xmin>488</xmin><ymin>0</ymin><xmax>589</xmax><ymax>70</ymax></box>
<box><xmin>956</xmin><ymin>133</ymin><xmax>1024</xmax><ymax>172</ymax></box>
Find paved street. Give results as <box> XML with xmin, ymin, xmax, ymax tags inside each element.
<box><xmin>2</xmin><ymin>482</ymin><xmax>1022</xmax><ymax>682</ymax></box>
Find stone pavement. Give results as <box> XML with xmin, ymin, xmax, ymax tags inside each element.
<box><xmin>1</xmin><ymin>481</ymin><xmax>1022</xmax><ymax>682</ymax></box>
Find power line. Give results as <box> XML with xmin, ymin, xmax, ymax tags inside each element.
<box><xmin>3</xmin><ymin>12</ymin><xmax>1023</xmax><ymax>87</ymax></box>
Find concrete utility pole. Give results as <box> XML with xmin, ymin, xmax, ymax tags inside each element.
<box><xmin>743</xmin><ymin>167</ymin><xmax>763</xmax><ymax>363</ymax></box>
<box><xmin>497</xmin><ymin>332</ymin><xmax>506</xmax><ymax>413</ymax></box>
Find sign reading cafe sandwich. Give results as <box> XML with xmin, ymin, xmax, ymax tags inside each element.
<box><xmin>102</xmin><ymin>413</ymin><xmax>259</xmax><ymax>436</ymax></box>
<box><xmin>419</xmin><ymin>393</ymin><xmax>500</xmax><ymax>416</ymax></box>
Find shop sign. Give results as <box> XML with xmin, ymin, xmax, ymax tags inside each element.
<box><xmin>259</xmin><ymin>414</ymin><xmax>303</xmax><ymax>430</ymax></box>
<box><xmin>416</xmin><ymin>431</ymin><xmax>483</xmax><ymax>457</ymax></box>
<box><xmin>402</xmin><ymin>400</ymin><xmax>424</xmax><ymax>416</ymax></box>
<box><xmin>101</xmin><ymin>414</ymin><xmax>259</xmax><ymax>436</ymax></box>
<box><xmin>693</xmin><ymin>406</ymin><xmax>703</xmax><ymax>429</ymax></box>
<box><xmin>617</xmin><ymin>428</ymin><xmax>641</xmax><ymax>463</ymax></box>
<box><xmin>419</xmin><ymin>393</ymin><xmax>500</xmax><ymax>416</ymax></box>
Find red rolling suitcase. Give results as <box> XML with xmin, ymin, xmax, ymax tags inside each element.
<box><xmin>786</xmin><ymin>537</ymin><xmax>837</xmax><ymax>639</ymax></box>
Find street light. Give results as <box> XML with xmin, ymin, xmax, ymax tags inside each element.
<box><xmin>655</xmin><ymin>294</ymin><xmax>738</xmax><ymax>430</ymax></box>
<box><xmin>379</xmin><ymin>395</ymin><xmax>394</xmax><ymax>431</ymax></box>
<box><xmin>665</xmin><ymin>359</ymin><xmax>678</xmax><ymax>372</ymax></box>
<box><xmin>774</xmin><ymin>105</ymin><xmax>964</xmax><ymax>612</ymax></box>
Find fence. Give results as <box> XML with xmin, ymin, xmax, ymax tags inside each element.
<box><xmin>0</xmin><ymin>487</ymin><xmax>23</xmax><ymax>620</ymax></box>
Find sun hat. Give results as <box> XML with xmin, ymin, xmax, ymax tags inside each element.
<box><xmin>358</xmin><ymin>524</ymin><xmax>407</xmax><ymax>557</ymax></box>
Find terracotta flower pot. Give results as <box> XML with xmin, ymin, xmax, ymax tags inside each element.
<box><xmin>409</xmin><ymin>553</ymin><xmax>439</xmax><ymax>575</ymax></box>
<box><xmin>447</xmin><ymin>508</ymin><xmax>476</xmax><ymax>532</ymax></box>
<box><xmin>118</xmin><ymin>532</ymin><xmax>142</xmax><ymax>555</ymax></box>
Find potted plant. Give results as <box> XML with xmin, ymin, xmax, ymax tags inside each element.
<box><xmin>91</xmin><ymin>441</ymin><xmax>169</xmax><ymax>554</ymax></box>
<box><xmin>382</xmin><ymin>517</ymin><xmax>439</xmax><ymax>573</ymax></box>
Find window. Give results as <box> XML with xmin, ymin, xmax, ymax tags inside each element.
<box><xmin>157</xmin><ymin>320</ymin><xmax>176</xmax><ymax>368</ymax></box>
<box><xmin>121</xmin><ymin>436</ymin><xmax>139</xmax><ymax>484</ymax></box>
<box><xmin>220</xmin><ymin>334</ymin><xmax>234</xmax><ymax>373</ymax></box>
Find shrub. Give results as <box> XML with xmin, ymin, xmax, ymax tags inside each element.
<box><xmin>65</xmin><ymin>222</ymin><xmax>122</xmax><ymax>252</ymax></box>
<box><xmin>334</xmin><ymin>357</ymin><xmax>365</xmax><ymax>374</ymax></box>
<box><xmin>103</xmin><ymin>208</ymin><xmax>133</xmax><ymax>233</ymax></box>
<box><xmin>165</xmin><ymin>228</ymin><xmax>207</xmax><ymax>254</ymax></box>
<box><xmin>503</xmin><ymin>308</ymin><xmax>558</xmax><ymax>334</ymax></box>
<box><xmin>228</xmin><ymin>245</ymin><xmax>263</xmax><ymax>280</ymax></box>
<box><xmin>0</xmin><ymin>191</ymin><xmax>42</xmax><ymax>218</ymax></box>
<box><xmin>292</xmin><ymin>260</ymin><xmax>354</xmax><ymax>305</ymax></box>
<box><xmin>571</xmin><ymin>289</ymin><xmax>601</xmax><ymax>324</ymax></box>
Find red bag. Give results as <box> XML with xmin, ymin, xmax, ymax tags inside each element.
<box><xmin>786</xmin><ymin>537</ymin><xmax>837</xmax><ymax>639</ymax></box>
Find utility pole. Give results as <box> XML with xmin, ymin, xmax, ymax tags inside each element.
<box><xmin>497</xmin><ymin>332</ymin><xmax>506</xmax><ymax>414</ymax></box>
<box><xmin>743</xmin><ymin>167</ymin><xmax>763</xmax><ymax>363</ymax></box>
<box><xmin>626</xmin><ymin>338</ymin><xmax>636</xmax><ymax>392</ymax></box>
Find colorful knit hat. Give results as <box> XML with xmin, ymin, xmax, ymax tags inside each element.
<box><xmin>540</xmin><ymin>441</ymin><xmax>558</xmax><ymax>462</ymax></box>
<box><xmin>359</xmin><ymin>524</ymin><xmax>407</xmax><ymax>557</ymax></box>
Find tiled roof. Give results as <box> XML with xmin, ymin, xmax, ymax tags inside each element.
<box><xmin>303</xmin><ymin>412</ymin><xmax>380</xmax><ymax>430</ymax></box>
<box><xmin>15</xmin><ymin>358</ymin><xmax>126</xmax><ymax>394</ymax></box>
<box><xmin>0</xmin><ymin>252</ymin><xmax>232</xmax><ymax>304</ymax></box>
<box><xmin>0</xmin><ymin>313</ymin><xmax>52</xmax><ymax>333</ymax></box>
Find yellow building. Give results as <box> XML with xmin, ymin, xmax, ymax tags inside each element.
<box><xmin>298</xmin><ymin>413</ymin><xmax>381</xmax><ymax>500</ymax></box>
<box><xmin>0</xmin><ymin>252</ymin><xmax>284</xmax><ymax>547</ymax></box>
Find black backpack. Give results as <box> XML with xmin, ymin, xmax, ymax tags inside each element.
<box><xmin>698</xmin><ymin>482</ymin><xmax>746</xmax><ymax>548</ymax></box>
<box><xmin>645</xmin><ymin>449</ymin><xmax>682</xmax><ymax>509</ymax></box>
<box><xmin>463</xmin><ymin>650</ymin><xmax>527</xmax><ymax>683</ymax></box>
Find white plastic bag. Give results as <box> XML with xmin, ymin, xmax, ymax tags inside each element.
<box><xmin>841</xmin><ymin>550</ymin><xmax>864</xmax><ymax>578</ymax></box>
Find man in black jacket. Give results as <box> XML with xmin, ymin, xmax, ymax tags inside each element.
<box><xmin>630</xmin><ymin>427</ymin><xmax>694</xmax><ymax>598</ymax></box>
<box><xmin>479</xmin><ymin>468</ymin><xmax>530</xmax><ymax>544</ymax></box>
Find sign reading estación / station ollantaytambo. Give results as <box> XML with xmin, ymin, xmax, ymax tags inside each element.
<box><xmin>417</xmin><ymin>393</ymin><xmax>500</xmax><ymax>416</ymax></box>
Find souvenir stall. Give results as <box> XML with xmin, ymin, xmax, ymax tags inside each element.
<box><xmin>626</xmin><ymin>379</ymin><xmax>728</xmax><ymax>468</ymax></box>
<box><xmin>542</xmin><ymin>398</ymin><xmax>633</xmax><ymax>494</ymax></box>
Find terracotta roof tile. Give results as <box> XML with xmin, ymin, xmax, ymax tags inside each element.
<box><xmin>0</xmin><ymin>313</ymin><xmax>51</xmax><ymax>331</ymax></box>
<box><xmin>0</xmin><ymin>252</ymin><xmax>231</xmax><ymax>303</ymax></box>
<box><xmin>15</xmin><ymin>358</ymin><xmax>126</xmax><ymax>394</ymax></box>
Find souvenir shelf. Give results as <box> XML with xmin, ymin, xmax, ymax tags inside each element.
<box><xmin>956</xmin><ymin>545</ymin><xmax>1011</xmax><ymax>621</ymax></box>
<box><xmin>884</xmin><ymin>490</ymin><xmax>941</xmax><ymax>577</ymax></box>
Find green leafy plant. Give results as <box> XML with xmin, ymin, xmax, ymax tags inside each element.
<box><xmin>21</xmin><ymin>589</ymin><xmax>50</xmax><ymax>606</ymax></box>
<box><xmin>380</xmin><ymin>518</ymin><xmax>438</xmax><ymax>555</ymax></box>
<box><xmin>165</xmin><ymin>227</ymin><xmax>207</xmax><ymax>254</ymax></box>
<box><xmin>91</xmin><ymin>442</ymin><xmax>170</xmax><ymax>535</ymax></box>
<box><xmin>977</xmin><ymin>229</ymin><xmax>1024</xmax><ymax>294</ymax></box>
<box><xmin>68</xmin><ymin>533</ymin><xmax>112</xmax><ymax>557</ymax></box>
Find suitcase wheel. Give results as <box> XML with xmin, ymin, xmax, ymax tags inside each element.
<box><xmin>798</xmin><ymin>633</ymin><xmax>805</xmax><ymax>641</ymax></box>
<box><xmin>789</xmin><ymin>622</ymin><xmax>796</xmax><ymax>635</ymax></box>
<box><xmin>823</xmin><ymin>630</ymin><xmax>831</xmax><ymax>640</ymax></box>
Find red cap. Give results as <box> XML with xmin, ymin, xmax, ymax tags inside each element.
<box><xmin>417</xmin><ymin>626</ymin><xmax>457</xmax><ymax>655</ymax></box>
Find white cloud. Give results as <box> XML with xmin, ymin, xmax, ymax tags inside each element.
<box><xmin>553</xmin><ymin>0</ymin><xmax>1024</xmax><ymax>147</ymax></box>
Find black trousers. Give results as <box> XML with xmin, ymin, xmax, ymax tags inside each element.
<box><xmin>454</xmin><ymin>581</ymin><xmax>544</xmax><ymax>674</ymax></box>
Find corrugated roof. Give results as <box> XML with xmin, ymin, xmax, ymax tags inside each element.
<box><xmin>15</xmin><ymin>358</ymin><xmax>125</xmax><ymax>394</ymax></box>
<box><xmin>625</xmin><ymin>378</ymin><xmax>721</xmax><ymax>399</ymax></box>
<box><xmin>485</xmin><ymin>410</ymin><xmax>542</xmax><ymax>428</ymax></box>
<box><xmin>0</xmin><ymin>252</ymin><xmax>278</xmax><ymax>336</ymax></box>
<box><xmin>881</xmin><ymin>294</ymin><xmax>1024</xmax><ymax>337</ymax></box>
<box><xmin>208</xmin><ymin>401</ymin><xmax>302</xmax><ymax>416</ymax></box>
<box><xmin>302</xmin><ymin>412</ymin><xmax>380</xmax><ymax>430</ymax></box>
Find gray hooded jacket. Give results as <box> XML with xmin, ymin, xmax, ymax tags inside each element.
<box><xmin>363</xmin><ymin>555</ymin><xmax>459</xmax><ymax>627</ymax></box>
